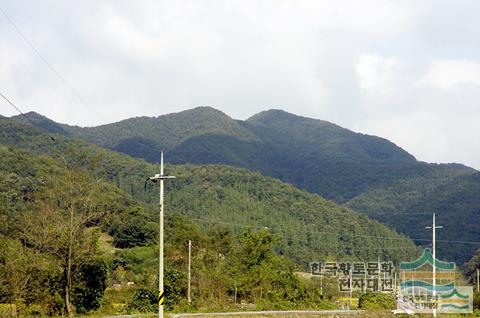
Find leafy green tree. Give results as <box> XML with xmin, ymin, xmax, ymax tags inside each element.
<box><xmin>109</xmin><ymin>206</ymin><xmax>157</xmax><ymax>248</ymax></box>
<box><xmin>20</xmin><ymin>160</ymin><xmax>108</xmax><ymax>316</ymax></box>
<box><xmin>72</xmin><ymin>258</ymin><xmax>109</xmax><ymax>313</ymax></box>
<box><xmin>128</xmin><ymin>287</ymin><xmax>157</xmax><ymax>313</ymax></box>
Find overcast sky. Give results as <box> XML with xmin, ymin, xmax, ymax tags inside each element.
<box><xmin>1</xmin><ymin>1</ymin><xmax>480</xmax><ymax>169</ymax></box>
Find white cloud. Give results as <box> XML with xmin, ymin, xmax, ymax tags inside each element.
<box><xmin>1</xmin><ymin>0</ymin><xmax>480</xmax><ymax>169</ymax></box>
<box><xmin>359</xmin><ymin>107</ymin><xmax>480</xmax><ymax>168</ymax></box>
<box><xmin>355</xmin><ymin>54</ymin><xmax>401</xmax><ymax>96</ymax></box>
<box><xmin>418</xmin><ymin>59</ymin><xmax>480</xmax><ymax>89</ymax></box>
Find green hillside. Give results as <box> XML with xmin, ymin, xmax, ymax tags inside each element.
<box><xmin>10</xmin><ymin>107</ymin><xmax>480</xmax><ymax>263</ymax></box>
<box><xmin>346</xmin><ymin>165</ymin><xmax>480</xmax><ymax>263</ymax></box>
<box><xmin>1</xmin><ymin>145</ymin><xmax>331</xmax><ymax>314</ymax></box>
<box><xmin>0</xmin><ymin>117</ymin><xmax>418</xmax><ymax>264</ymax></box>
<box><xmin>12</xmin><ymin>107</ymin><xmax>423</xmax><ymax>202</ymax></box>
<box><xmin>14</xmin><ymin>107</ymin><xmax>256</xmax><ymax>163</ymax></box>
<box><xmin>0</xmin><ymin>117</ymin><xmax>423</xmax><ymax>314</ymax></box>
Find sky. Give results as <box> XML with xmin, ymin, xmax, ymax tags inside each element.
<box><xmin>1</xmin><ymin>1</ymin><xmax>480</xmax><ymax>169</ymax></box>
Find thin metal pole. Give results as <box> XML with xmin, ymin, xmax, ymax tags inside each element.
<box><xmin>426</xmin><ymin>213</ymin><xmax>442</xmax><ymax>317</ymax></box>
<box><xmin>432</xmin><ymin>213</ymin><xmax>436</xmax><ymax>317</ymax></box>
<box><xmin>234</xmin><ymin>285</ymin><xmax>237</xmax><ymax>304</ymax></box>
<box><xmin>477</xmin><ymin>268</ymin><xmax>479</xmax><ymax>293</ymax></box>
<box><xmin>394</xmin><ymin>271</ymin><xmax>397</xmax><ymax>293</ymax></box>
<box><xmin>349</xmin><ymin>266</ymin><xmax>352</xmax><ymax>310</ymax></box>
<box><xmin>188</xmin><ymin>240</ymin><xmax>192</xmax><ymax>305</ymax></box>
<box><xmin>159</xmin><ymin>153</ymin><xmax>164</xmax><ymax>318</ymax></box>
<box><xmin>364</xmin><ymin>266</ymin><xmax>367</xmax><ymax>294</ymax></box>
<box><xmin>378</xmin><ymin>255</ymin><xmax>381</xmax><ymax>293</ymax></box>
<box><xmin>320</xmin><ymin>273</ymin><xmax>323</xmax><ymax>297</ymax></box>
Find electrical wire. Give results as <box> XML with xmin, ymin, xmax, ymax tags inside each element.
<box><xmin>2</xmin><ymin>7</ymin><xmax>478</xmax><ymax>255</ymax></box>
<box><xmin>0</xmin><ymin>91</ymin><xmax>56</xmax><ymax>141</ymax></box>
<box><xmin>0</xmin><ymin>6</ymin><xmax>106</xmax><ymax>122</ymax></box>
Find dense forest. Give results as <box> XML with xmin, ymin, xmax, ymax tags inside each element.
<box><xmin>0</xmin><ymin>117</ymin><xmax>421</xmax><ymax>315</ymax></box>
<box><xmin>12</xmin><ymin>107</ymin><xmax>480</xmax><ymax>263</ymax></box>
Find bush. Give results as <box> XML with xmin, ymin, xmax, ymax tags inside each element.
<box><xmin>72</xmin><ymin>258</ymin><xmax>109</xmax><ymax>313</ymax></box>
<box><xmin>128</xmin><ymin>287</ymin><xmax>158</xmax><ymax>313</ymax></box>
<box><xmin>108</xmin><ymin>207</ymin><xmax>157</xmax><ymax>248</ymax></box>
<box><xmin>474</xmin><ymin>291</ymin><xmax>480</xmax><ymax>310</ymax></box>
<box><xmin>358</xmin><ymin>292</ymin><xmax>396</xmax><ymax>310</ymax></box>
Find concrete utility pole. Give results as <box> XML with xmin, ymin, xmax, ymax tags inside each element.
<box><xmin>147</xmin><ymin>152</ymin><xmax>175</xmax><ymax>318</ymax></box>
<box><xmin>426</xmin><ymin>213</ymin><xmax>442</xmax><ymax>318</ymax></box>
<box><xmin>188</xmin><ymin>240</ymin><xmax>192</xmax><ymax>305</ymax></box>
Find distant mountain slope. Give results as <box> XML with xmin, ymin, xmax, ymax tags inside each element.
<box><xmin>246</xmin><ymin>109</ymin><xmax>415</xmax><ymax>161</ymax></box>
<box><xmin>0</xmin><ymin>117</ymin><xmax>419</xmax><ymax>265</ymax></box>
<box><xmin>13</xmin><ymin>107</ymin><xmax>418</xmax><ymax>201</ymax></box>
<box><xmin>12</xmin><ymin>111</ymin><xmax>70</xmax><ymax>135</ymax></box>
<box><xmin>8</xmin><ymin>107</ymin><xmax>480</xmax><ymax>263</ymax></box>
<box><xmin>345</xmin><ymin>165</ymin><xmax>480</xmax><ymax>263</ymax></box>
<box><xmin>13</xmin><ymin>107</ymin><xmax>256</xmax><ymax>162</ymax></box>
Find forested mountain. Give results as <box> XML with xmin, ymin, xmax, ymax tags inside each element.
<box><xmin>0</xmin><ymin>116</ymin><xmax>423</xmax><ymax>314</ymax></box>
<box><xmin>346</xmin><ymin>165</ymin><xmax>480</xmax><ymax>265</ymax></box>
<box><xmin>13</xmin><ymin>107</ymin><xmax>418</xmax><ymax>202</ymax></box>
<box><xmin>1</xmin><ymin>145</ymin><xmax>328</xmax><ymax>314</ymax></box>
<box><xmin>11</xmin><ymin>107</ymin><xmax>480</xmax><ymax>264</ymax></box>
<box><xmin>0</xmin><ymin>117</ymin><xmax>417</xmax><ymax>264</ymax></box>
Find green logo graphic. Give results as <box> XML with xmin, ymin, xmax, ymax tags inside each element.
<box><xmin>397</xmin><ymin>248</ymin><xmax>472</xmax><ymax>314</ymax></box>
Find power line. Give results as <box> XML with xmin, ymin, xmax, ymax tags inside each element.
<box><xmin>1</xmin><ymin>6</ymin><xmax>167</xmax><ymax>162</ymax></box>
<box><xmin>0</xmin><ymin>91</ymin><xmax>56</xmax><ymax>141</ymax></box>
<box><xmin>0</xmin><ymin>6</ymin><xmax>106</xmax><ymax>122</ymax></box>
<box><xmin>1</xmin><ymin>6</ymin><xmax>174</xmax><ymax>159</ymax></box>
<box><xmin>1</xmin><ymin>6</ymin><xmax>477</xmax><ymax>253</ymax></box>
<box><xmin>0</xmin><ymin>91</ymin><xmax>28</xmax><ymax>120</ymax></box>
<box><xmin>113</xmin><ymin>187</ymin><xmax>480</xmax><ymax>247</ymax></box>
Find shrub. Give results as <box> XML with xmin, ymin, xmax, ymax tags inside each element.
<box><xmin>128</xmin><ymin>287</ymin><xmax>157</xmax><ymax>313</ymax></box>
<box><xmin>358</xmin><ymin>292</ymin><xmax>396</xmax><ymax>310</ymax></box>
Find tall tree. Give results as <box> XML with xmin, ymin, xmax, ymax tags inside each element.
<box><xmin>21</xmin><ymin>159</ymin><xmax>107</xmax><ymax>316</ymax></box>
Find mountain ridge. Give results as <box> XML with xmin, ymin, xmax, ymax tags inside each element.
<box><xmin>7</xmin><ymin>107</ymin><xmax>480</xmax><ymax>263</ymax></box>
<box><xmin>0</xmin><ymin>116</ymin><xmax>419</xmax><ymax>265</ymax></box>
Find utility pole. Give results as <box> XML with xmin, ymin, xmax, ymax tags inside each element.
<box><xmin>426</xmin><ymin>213</ymin><xmax>442</xmax><ymax>318</ymax></box>
<box><xmin>188</xmin><ymin>240</ymin><xmax>192</xmax><ymax>305</ymax></box>
<box><xmin>378</xmin><ymin>255</ymin><xmax>382</xmax><ymax>294</ymax></box>
<box><xmin>147</xmin><ymin>152</ymin><xmax>175</xmax><ymax>318</ymax></box>
<box><xmin>349</xmin><ymin>266</ymin><xmax>352</xmax><ymax>310</ymax></box>
<box><xmin>234</xmin><ymin>284</ymin><xmax>237</xmax><ymax>304</ymax></box>
<box><xmin>394</xmin><ymin>271</ymin><xmax>397</xmax><ymax>293</ymax></box>
<box><xmin>320</xmin><ymin>272</ymin><xmax>323</xmax><ymax>297</ymax></box>
<box><xmin>476</xmin><ymin>268</ymin><xmax>479</xmax><ymax>293</ymax></box>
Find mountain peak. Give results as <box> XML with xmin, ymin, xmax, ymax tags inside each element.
<box><xmin>12</xmin><ymin>111</ymin><xmax>47</xmax><ymax>121</ymax></box>
<box><xmin>247</xmin><ymin>109</ymin><xmax>299</xmax><ymax>122</ymax></box>
<box><xmin>165</xmin><ymin>106</ymin><xmax>232</xmax><ymax>121</ymax></box>
<box><xmin>10</xmin><ymin>111</ymin><xmax>69</xmax><ymax>135</ymax></box>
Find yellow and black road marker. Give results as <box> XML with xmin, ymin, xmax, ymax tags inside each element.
<box><xmin>159</xmin><ymin>290</ymin><xmax>165</xmax><ymax>305</ymax></box>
